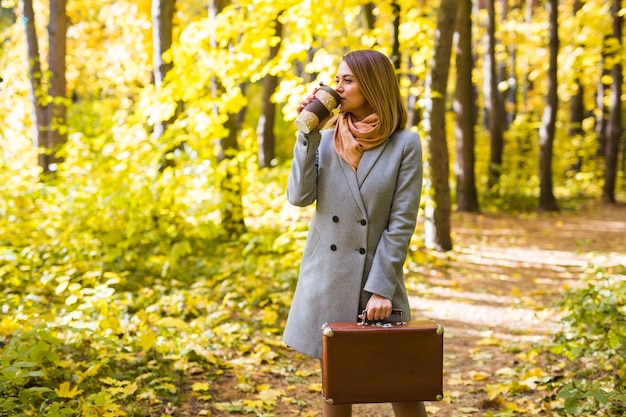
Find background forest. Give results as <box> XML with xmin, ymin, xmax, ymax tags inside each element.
<box><xmin>0</xmin><ymin>0</ymin><xmax>625</xmax><ymax>416</ymax></box>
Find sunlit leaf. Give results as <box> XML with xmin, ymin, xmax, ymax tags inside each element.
<box><xmin>192</xmin><ymin>382</ymin><xmax>210</xmax><ymax>392</ymax></box>
<box><xmin>55</xmin><ymin>381</ymin><xmax>83</xmax><ymax>398</ymax></box>
<box><xmin>139</xmin><ymin>328</ymin><xmax>156</xmax><ymax>351</ymax></box>
<box><xmin>476</xmin><ymin>337</ymin><xmax>502</xmax><ymax>347</ymax></box>
<box><xmin>257</xmin><ymin>387</ymin><xmax>284</xmax><ymax>401</ymax></box>
<box><xmin>469</xmin><ymin>371</ymin><xmax>490</xmax><ymax>381</ymax></box>
<box><xmin>458</xmin><ymin>406</ymin><xmax>481</xmax><ymax>414</ymax></box>
<box><xmin>308</xmin><ymin>383</ymin><xmax>322</xmax><ymax>393</ymax></box>
<box><xmin>495</xmin><ymin>367</ymin><xmax>517</xmax><ymax>377</ymax></box>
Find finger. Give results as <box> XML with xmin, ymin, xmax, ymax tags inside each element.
<box><xmin>296</xmin><ymin>101</ymin><xmax>310</xmax><ymax>114</ymax></box>
<box><xmin>296</xmin><ymin>95</ymin><xmax>316</xmax><ymax>114</ymax></box>
<box><xmin>368</xmin><ymin>306</ymin><xmax>382</xmax><ymax>321</ymax></box>
<box><xmin>369</xmin><ymin>305</ymin><xmax>392</xmax><ymax>321</ymax></box>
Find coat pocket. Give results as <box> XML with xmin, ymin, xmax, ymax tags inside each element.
<box><xmin>301</xmin><ymin>227</ymin><xmax>320</xmax><ymax>263</ymax></box>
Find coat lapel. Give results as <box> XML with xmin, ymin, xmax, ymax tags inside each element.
<box><xmin>338</xmin><ymin>157</ymin><xmax>367</xmax><ymax>215</ymax></box>
<box><xmin>338</xmin><ymin>138</ymin><xmax>391</xmax><ymax>215</ymax></box>
<box><xmin>356</xmin><ymin>138</ymin><xmax>390</xmax><ymax>187</ymax></box>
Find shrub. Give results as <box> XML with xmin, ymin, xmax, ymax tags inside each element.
<box><xmin>550</xmin><ymin>264</ymin><xmax>626</xmax><ymax>415</ymax></box>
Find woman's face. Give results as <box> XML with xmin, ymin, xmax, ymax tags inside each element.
<box><xmin>335</xmin><ymin>61</ymin><xmax>374</xmax><ymax>121</ymax></box>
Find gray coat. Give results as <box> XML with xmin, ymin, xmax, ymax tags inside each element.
<box><xmin>282</xmin><ymin>128</ymin><xmax>423</xmax><ymax>359</ymax></box>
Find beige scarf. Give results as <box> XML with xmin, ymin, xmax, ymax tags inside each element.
<box><xmin>333</xmin><ymin>113</ymin><xmax>388</xmax><ymax>172</ymax></box>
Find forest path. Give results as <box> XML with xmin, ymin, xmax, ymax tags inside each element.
<box><xmin>206</xmin><ymin>202</ymin><xmax>626</xmax><ymax>417</ymax></box>
<box><xmin>350</xmin><ymin>203</ymin><xmax>626</xmax><ymax>416</ymax></box>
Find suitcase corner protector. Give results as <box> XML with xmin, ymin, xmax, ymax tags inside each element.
<box><xmin>436</xmin><ymin>394</ymin><xmax>444</xmax><ymax>401</ymax></box>
<box><xmin>323</xmin><ymin>397</ymin><xmax>334</xmax><ymax>405</ymax></box>
<box><xmin>322</xmin><ymin>326</ymin><xmax>334</xmax><ymax>337</ymax></box>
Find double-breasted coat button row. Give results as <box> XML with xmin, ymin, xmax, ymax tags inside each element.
<box><xmin>330</xmin><ymin>216</ymin><xmax>367</xmax><ymax>226</ymax></box>
<box><xmin>329</xmin><ymin>245</ymin><xmax>367</xmax><ymax>253</ymax></box>
<box><xmin>329</xmin><ymin>216</ymin><xmax>367</xmax><ymax>253</ymax></box>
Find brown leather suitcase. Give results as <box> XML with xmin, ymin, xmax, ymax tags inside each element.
<box><xmin>321</xmin><ymin>315</ymin><xmax>444</xmax><ymax>405</ymax></box>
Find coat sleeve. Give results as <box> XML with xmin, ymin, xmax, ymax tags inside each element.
<box><xmin>363</xmin><ymin>133</ymin><xmax>423</xmax><ymax>300</ymax></box>
<box><xmin>287</xmin><ymin>130</ymin><xmax>322</xmax><ymax>207</ymax></box>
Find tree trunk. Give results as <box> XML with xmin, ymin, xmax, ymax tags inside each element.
<box><xmin>595</xmin><ymin>39</ymin><xmax>610</xmax><ymax>157</ymax></box>
<box><xmin>390</xmin><ymin>0</ymin><xmax>401</xmax><ymax>70</ymax></box>
<box><xmin>484</xmin><ymin>0</ymin><xmax>505</xmax><ymax>189</ymax></box>
<box><xmin>152</xmin><ymin>0</ymin><xmax>175</xmax><ymax>89</ymax></box>
<box><xmin>498</xmin><ymin>0</ymin><xmax>513</xmax><ymax>128</ymax></box>
<box><xmin>19</xmin><ymin>0</ymin><xmax>48</xmax><ymax>168</ymax></box>
<box><xmin>362</xmin><ymin>3</ymin><xmax>375</xmax><ymax>30</ymax></box>
<box><xmin>423</xmin><ymin>0</ymin><xmax>456</xmax><ymax>252</ymax></box>
<box><xmin>568</xmin><ymin>82</ymin><xmax>584</xmax><ymax>170</ymax></box>
<box><xmin>44</xmin><ymin>0</ymin><xmax>67</xmax><ymax>173</ymax></box>
<box><xmin>257</xmin><ymin>17</ymin><xmax>282</xmax><ymax>168</ymax></box>
<box><xmin>454</xmin><ymin>0</ymin><xmax>479</xmax><ymax>213</ymax></box>
<box><xmin>220</xmin><ymin>115</ymin><xmax>246</xmax><ymax>237</ymax></box>
<box><xmin>568</xmin><ymin>0</ymin><xmax>585</xmax><ymax>172</ymax></box>
<box><xmin>152</xmin><ymin>0</ymin><xmax>176</xmax><ymax>139</ymax></box>
<box><xmin>538</xmin><ymin>0</ymin><xmax>559</xmax><ymax>211</ymax></box>
<box><xmin>406</xmin><ymin>57</ymin><xmax>421</xmax><ymax>129</ymax></box>
<box><xmin>516</xmin><ymin>0</ymin><xmax>536</xmax><ymax>168</ymax></box>
<box><xmin>209</xmin><ymin>0</ymin><xmax>246</xmax><ymax>238</ymax></box>
<box><xmin>602</xmin><ymin>0</ymin><xmax>622</xmax><ymax>203</ymax></box>
<box><xmin>152</xmin><ymin>0</ymin><xmax>183</xmax><ymax>172</ymax></box>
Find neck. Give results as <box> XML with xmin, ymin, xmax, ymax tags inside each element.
<box><xmin>348</xmin><ymin>109</ymin><xmax>375</xmax><ymax>122</ymax></box>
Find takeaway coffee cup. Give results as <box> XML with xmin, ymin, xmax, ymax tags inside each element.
<box><xmin>294</xmin><ymin>85</ymin><xmax>341</xmax><ymax>134</ymax></box>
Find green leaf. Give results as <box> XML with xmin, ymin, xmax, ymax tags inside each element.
<box><xmin>13</xmin><ymin>361</ymin><xmax>37</xmax><ymax>368</ymax></box>
<box><xmin>563</xmin><ymin>396</ymin><xmax>581</xmax><ymax>414</ymax></box>
<box><xmin>25</xmin><ymin>386</ymin><xmax>53</xmax><ymax>393</ymax></box>
<box><xmin>587</xmin><ymin>389</ymin><xmax>609</xmax><ymax>405</ymax></box>
<box><xmin>556</xmin><ymin>383</ymin><xmax>578</xmax><ymax>398</ymax></box>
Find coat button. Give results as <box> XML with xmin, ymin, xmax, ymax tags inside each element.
<box><xmin>359</xmin><ymin>248</ymin><xmax>366</xmax><ymax>254</ymax></box>
<box><xmin>360</xmin><ymin>219</ymin><xmax>367</xmax><ymax>226</ymax></box>
<box><xmin>332</xmin><ymin>216</ymin><xmax>339</xmax><ymax>222</ymax></box>
<box><xmin>302</xmin><ymin>140</ymin><xmax>308</xmax><ymax>146</ymax></box>
<box><xmin>330</xmin><ymin>244</ymin><xmax>337</xmax><ymax>251</ymax></box>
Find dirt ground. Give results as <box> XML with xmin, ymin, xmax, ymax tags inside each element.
<box><xmin>204</xmin><ymin>202</ymin><xmax>626</xmax><ymax>417</ymax></box>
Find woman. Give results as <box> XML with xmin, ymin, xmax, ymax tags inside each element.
<box><xmin>283</xmin><ymin>49</ymin><xmax>426</xmax><ymax>417</ymax></box>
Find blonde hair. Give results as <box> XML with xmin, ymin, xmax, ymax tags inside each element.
<box><xmin>342</xmin><ymin>50</ymin><xmax>408</xmax><ymax>136</ymax></box>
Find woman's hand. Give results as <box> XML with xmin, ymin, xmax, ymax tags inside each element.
<box><xmin>364</xmin><ymin>294</ymin><xmax>393</xmax><ymax>321</ymax></box>
<box><xmin>296</xmin><ymin>89</ymin><xmax>318</xmax><ymax>115</ymax></box>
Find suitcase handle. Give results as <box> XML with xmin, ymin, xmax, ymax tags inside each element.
<box><xmin>359</xmin><ymin>308</ymin><xmax>405</xmax><ymax>326</ymax></box>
